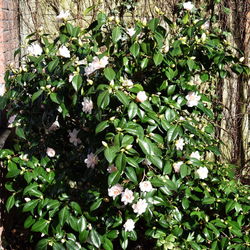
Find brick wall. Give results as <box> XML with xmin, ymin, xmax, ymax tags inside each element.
<box><xmin>0</xmin><ymin>0</ymin><xmax>19</xmax><ymax>85</ymax></box>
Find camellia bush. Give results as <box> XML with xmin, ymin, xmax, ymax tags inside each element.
<box><xmin>1</xmin><ymin>1</ymin><xmax>250</xmax><ymax>249</ymax></box>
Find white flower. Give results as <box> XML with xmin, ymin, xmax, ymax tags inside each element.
<box><xmin>85</xmin><ymin>56</ymin><xmax>109</xmax><ymax>76</ymax></box>
<box><xmin>175</xmin><ymin>138</ymin><xmax>185</xmax><ymax>151</ymax></box>
<box><xmin>108</xmin><ymin>184</ymin><xmax>123</xmax><ymax>199</ymax></box>
<box><xmin>58</xmin><ymin>45</ymin><xmax>70</xmax><ymax>58</ymax></box>
<box><xmin>123</xmin><ymin>219</ymin><xmax>135</xmax><ymax>232</ymax></box>
<box><xmin>185</xmin><ymin>92</ymin><xmax>201</xmax><ymax>107</ymax></box>
<box><xmin>48</xmin><ymin>119</ymin><xmax>60</xmax><ymax>132</ymax></box>
<box><xmin>121</xmin><ymin>188</ymin><xmax>134</xmax><ymax>205</ymax></box>
<box><xmin>27</xmin><ymin>43</ymin><xmax>43</xmax><ymax>56</ymax></box>
<box><xmin>84</xmin><ymin>152</ymin><xmax>99</xmax><ymax>168</ymax></box>
<box><xmin>190</xmin><ymin>151</ymin><xmax>201</xmax><ymax>160</ymax></box>
<box><xmin>56</xmin><ymin>10</ymin><xmax>70</xmax><ymax>20</ymax></box>
<box><xmin>127</xmin><ymin>28</ymin><xmax>136</xmax><ymax>37</ymax></box>
<box><xmin>82</xmin><ymin>97</ymin><xmax>93</xmax><ymax>114</ymax></box>
<box><xmin>122</xmin><ymin>79</ymin><xmax>133</xmax><ymax>88</ymax></box>
<box><xmin>132</xmin><ymin>199</ymin><xmax>148</xmax><ymax>215</ymax></box>
<box><xmin>173</xmin><ymin>161</ymin><xmax>184</xmax><ymax>173</ymax></box>
<box><xmin>201</xmin><ymin>21</ymin><xmax>210</xmax><ymax>30</ymax></box>
<box><xmin>8</xmin><ymin>115</ymin><xmax>17</xmax><ymax>128</ymax></box>
<box><xmin>24</xmin><ymin>197</ymin><xmax>31</xmax><ymax>202</ymax></box>
<box><xmin>107</xmin><ymin>165</ymin><xmax>118</xmax><ymax>173</ymax></box>
<box><xmin>68</xmin><ymin>129</ymin><xmax>82</xmax><ymax>146</ymax></box>
<box><xmin>183</xmin><ymin>1</ymin><xmax>195</xmax><ymax>11</ymax></box>
<box><xmin>197</xmin><ymin>167</ymin><xmax>208</xmax><ymax>179</ymax></box>
<box><xmin>136</xmin><ymin>91</ymin><xmax>147</xmax><ymax>103</ymax></box>
<box><xmin>46</xmin><ymin>147</ymin><xmax>56</xmax><ymax>157</ymax></box>
<box><xmin>139</xmin><ymin>181</ymin><xmax>153</xmax><ymax>192</ymax></box>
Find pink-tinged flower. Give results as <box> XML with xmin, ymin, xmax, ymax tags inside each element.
<box><xmin>48</xmin><ymin>120</ymin><xmax>60</xmax><ymax>132</ymax></box>
<box><xmin>175</xmin><ymin>138</ymin><xmax>185</xmax><ymax>150</ymax></box>
<box><xmin>183</xmin><ymin>1</ymin><xmax>195</xmax><ymax>11</ymax></box>
<box><xmin>0</xmin><ymin>84</ymin><xmax>6</xmax><ymax>96</ymax></box>
<box><xmin>107</xmin><ymin>165</ymin><xmax>117</xmax><ymax>173</ymax></box>
<box><xmin>46</xmin><ymin>147</ymin><xmax>56</xmax><ymax>157</ymax></box>
<box><xmin>132</xmin><ymin>199</ymin><xmax>148</xmax><ymax>215</ymax></box>
<box><xmin>123</xmin><ymin>219</ymin><xmax>135</xmax><ymax>232</ymax></box>
<box><xmin>8</xmin><ymin>115</ymin><xmax>17</xmax><ymax>128</ymax></box>
<box><xmin>108</xmin><ymin>184</ymin><xmax>123</xmax><ymax>199</ymax></box>
<box><xmin>139</xmin><ymin>181</ymin><xmax>153</xmax><ymax>192</ymax></box>
<box><xmin>27</xmin><ymin>43</ymin><xmax>43</xmax><ymax>56</ymax></box>
<box><xmin>56</xmin><ymin>10</ymin><xmax>70</xmax><ymax>20</ymax></box>
<box><xmin>68</xmin><ymin>129</ymin><xmax>82</xmax><ymax>146</ymax></box>
<box><xmin>196</xmin><ymin>167</ymin><xmax>208</xmax><ymax>179</ymax></box>
<box><xmin>173</xmin><ymin>161</ymin><xmax>184</xmax><ymax>173</ymax></box>
<box><xmin>190</xmin><ymin>151</ymin><xmax>201</xmax><ymax>161</ymax></box>
<box><xmin>84</xmin><ymin>56</ymin><xmax>109</xmax><ymax>76</ymax></box>
<box><xmin>136</xmin><ymin>91</ymin><xmax>147</xmax><ymax>103</ymax></box>
<box><xmin>58</xmin><ymin>46</ymin><xmax>70</xmax><ymax>58</ymax></box>
<box><xmin>127</xmin><ymin>28</ymin><xmax>136</xmax><ymax>37</ymax></box>
<box><xmin>82</xmin><ymin>97</ymin><xmax>93</xmax><ymax>114</ymax></box>
<box><xmin>84</xmin><ymin>152</ymin><xmax>99</xmax><ymax>168</ymax></box>
<box><xmin>121</xmin><ymin>188</ymin><xmax>134</xmax><ymax>205</ymax></box>
<box><xmin>185</xmin><ymin>92</ymin><xmax>201</xmax><ymax>107</ymax></box>
<box><xmin>69</xmin><ymin>74</ymin><xmax>74</xmax><ymax>82</ymax></box>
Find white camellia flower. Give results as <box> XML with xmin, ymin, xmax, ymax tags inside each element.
<box><xmin>58</xmin><ymin>45</ymin><xmax>70</xmax><ymax>58</ymax></box>
<box><xmin>185</xmin><ymin>92</ymin><xmax>201</xmax><ymax>107</ymax></box>
<box><xmin>121</xmin><ymin>188</ymin><xmax>134</xmax><ymax>205</ymax></box>
<box><xmin>123</xmin><ymin>219</ymin><xmax>135</xmax><ymax>232</ymax></box>
<box><xmin>136</xmin><ymin>91</ymin><xmax>147</xmax><ymax>103</ymax></box>
<box><xmin>82</xmin><ymin>97</ymin><xmax>93</xmax><ymax>114</ymax></box>
<box><xmin>197</xmin><ymin>167</ymin><xmax>208</xmax><ymax>179</ymax></box>
<box><xmin>48</xmin><ymin>119</ymin><xmax>60</xmax><ymax>132</ymax></box>
<box><xmin>108</xmin><ymin>184</ymin><xmax>123</xmax><ymax>199</ymax></box>
<box><xmin>127</xmin><ymin>28</ymin><xmax>136</xmax><ymax>37</ymax></box>
<box><xmin>132</xmin><ymin>199</ymin><xmax>148</xmax><ymax>215</ymax></box>
<box><xmin>56</xmin><ymin>10</ymin><xmax>70</xmax><ymax>21</ymax></box>
<box><xmin>24</xmin><ymin>197</ymin><xmax>31</xmax><ymax>202</ymax></box>
<box><xmin>107</xmin><ymin>165</ymin><xmax>118</xmax><ymax>173</ymax></box>
<box><xmin>46</xmin><ymin>147</ymin><xmax>56</xmax><ymax>157</ymax></box>
<box><xmin>139</xmin><ymin>181</ymin><xmax>153</xmax><ymax>192</ymax></box>
<box><xmin>69</xmin><ymin>74</ymin><xmax>74</xmax><ymax>82</ymax></box>
<box><xmin>27</xmin><ymin>43</ymin><xmax>43</xmax><ymax>56</ymax></box>
<box><xmin>190</xmin><ymin>151</ymin><xmax>201</xmax><ymax>161</ymax></box>
<box><xmin>68</xmin><ymin>129</ymin><xmax>82</xmax><ymax>146</ymax></box>
<box><xmin>173</xmin><ymin>161</ymin><xmax>184</xmax><ymax>173</ymax></box>
<box><xmin>84</xmin><ymin>152</ymin><xmax>99</xmax><ymax>168</ymax></box>
<box><xmin>85</xmin><ymin>56</ymin><xmax>109</xmax><ymax>76</ymax></box>
<box><xmin>8</xmin><ymin>115</ymin><xmax>17</xmax><ymax>128</ymax></box>
<box><xmin>175</xmin><ymin>138</ymin><xmax>185</xmax><ymax>150</ymax></box>
<box><xmin>183</xmin><ymin>1</ymin><xmax>195</xmax><ymax>11</ymax></box>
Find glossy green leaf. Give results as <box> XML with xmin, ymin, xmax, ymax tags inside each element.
<box><xmin>125</xmin><ymin>167</ymin><xmax>138</xmax><ymax>183</ymax></box>
<box><xmin>90</xmin><ymin>229</ymin><xmax>101</xmax><ymax>248</ymax></box>
<box><xmin>72</xmin><ymin>75</ymin><xmax>82</xmax><ymax>92</ymax></box>
<box><xmin>116</xmin><ymin>90</ymin><xmax>130</xmax><ymax>106</ymax></box>
<box><xmin>153</xmin><ymin>53</ymin><xmax>163</xmax><ymax>66</ymax></box>
<box><xmin>130</xmin><ymin>43</ymin><xmax>140</xmax><ymax>58</ymax></box>
<box><xmin>112</xmin><ymin>26</ymin><xmax>122</xmax><ymax>43</ymax></box>
<box><xmin>32</xmin><ymin>90</ymin><xmax>43</xmax><ymax>103</ymax></box>
<box><xmin>104</xmin><ymin>67</ymin><xmax>116</xmax><ymax>81</ymax></box>
<box><xmin>6</xmin><ymin>194</ymin><xmax>15</xmax><ymax>212</ymax></box>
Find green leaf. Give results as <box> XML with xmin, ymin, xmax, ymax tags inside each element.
<box><xmin>6</xmin><ymin>194</ymin><xmax>15</xmax><ymax>212</ymax></box>
<box><xmin>36</xmin><ymin>239</ymin><xmax>49</xmax><ymax>250</ymax></box>
<box><xmin>24</xmin><ymin>215</ymin><xmax>35</xmax><ymax>229</ymax></box>
<box><xmin>31</xmin><ymin>219</ymin><xmax>48</xmax><ymax>233</ymax></box>
<box><xmin>23</xmin><ymin>199</ymin><xmax>39</xmax><ymax>212</ymax></box>
<box><xmin>66</xmin><ymin>23</ymin><xmax>74</xmax><ymax>36</ymax></box>
<box><xmin>148</xmin><ymin>155</ymin><xmax>163</xmax><ymax>170</ymax></box>
<box><xmin>32</xmin><ymin>90</ymin><xmax>43</xmax><ymax>103</ymax></box>
<box><xmin>6</xmin><ymin>161</ymin><xmax>20</xmax><ymax>178</ymax></box>
<box><xmin>128</xmin><ymin>102</ymin><xmax>138</xmax><ymax>120</ymax></box>
<box><xmin>165</xmin><ymin>108</ymin><xmax>176</xmax><ymax>122</ymax></box>
<box><xmin>77</xmin><ymin>216</ymin><xmax>87</xmax><ymax>232</ymax></box>
<box><xmin>167</xmin><ymin>125</ymin><xmax>181</xmax><ymax>142</ymax></box>
<box><xmin>182</xmin><ymin>198</ymin><xmax>190</xmax><ymax>209</ymax></box>
<box><xmin>141</xmin><ymin>58</ymin><xmax>149</xmax><ymax>69</ymax></box>
<box><xmin>48</xmin><ymin>58</ymin><xmax>59</xmax><ymax>72</ymax></box>
<box><xmin>115</xmin><ymin>153</ymin><xmax>126</xmax><ymax>172</ymax></box>
<box><xmin>187</xmin><ymin>59</ymin><xmax>195</xmax><ymax>71</ymax></box>
<box><xmin>202</xmin><ymin>197</ymin><xmax>216</xmax><ymax>205</ymax></box>
<box><xmin>104</xmin><ymin>67</ymin><xmax>116</xmax><ymax>81</ymax></box>
<box><xmin>58</xmin><ymin>206</ymin><xmax>70</xmax><ymax>226</ymax></box>
<box><xmin>97</xmin><ymin>90</ymin><xmax>110</xmax><ymax>109</ymax></box>
<box><xmin>148</xmin><ymin>18</ymin><xmax>160</xmax><ymax>32</ymax></box>
<box><xmin>153</xmin><ymin>53</ymin><xmax>163</xmax><ymax>66</ymax></box>
<box><xmin>90</xmin><ymin>198</ymin><xmax>102</xmax><ymax>212</ymax></box>
<box><xmin>108</xmin><ymin>171</ymin><xmax>121</xmax><ymax>186</ymax></box>
<box><xmin>72</xmin><ymin>75</ymin><xmax>82</xmax><ymax>92</ymax></box>
<box><xmin>180</xmin><ymin>164</ymin><xmax>188</xmax><ymax>178</ymax></box>
<box><xmin>90</xmin><ymin>229</ymin><xmax>101</xmax><ymax>248</ymax></box>
<box><xmin>104</xmin><ymin>146</ymin><xmax>119</xmax><ymax>163</ymax></box>
<box><xmin>50</xmin><ymin>93</ymin><xmax>60</xmax><ymax>104</ymax></box>
<box><xmin>163</xmin><ymin>161</ymin><xmax>172</xmax><ymax>174</ymax></box>
<box><xmin>16</xmin><ymin>127</ymin><xmax>26</xmax><ymax>139</ymax></box>
<box><xmin>116</xmin><ymin>90</ymin><xmax>130</xmax><ymax>106</ymax></box>
<box><xmin>95</xmin><ymin>120</ymin><xmax>109</xmax><ymax>134</ymax></box>
<box><xmin>125</xmin><ymin>167</ymin><xmax>138</xmax><ymax>183</ymax></box>
<box><xmin>138</xmin><ymin>138</ymin><xmax>152</xmax><ymax>155</ymax></box>
<box><xmin>68</xmin><ymin>216</ymin><xmax>78</xmax><ymax>231</ymax></box>
<box><xmin>112</xmin><ymin>26</ymin><xmax>122</xmax><ymax>43</ymax></box>
<box><xmin>103</xmin><ymin>237</ymin><xmax>113</xmax><ymax>250</ymax></box>
<box><xmin>130</xmin><ymin>43</ymin><xmax>140</xmax><ymax>58</ymax></box>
